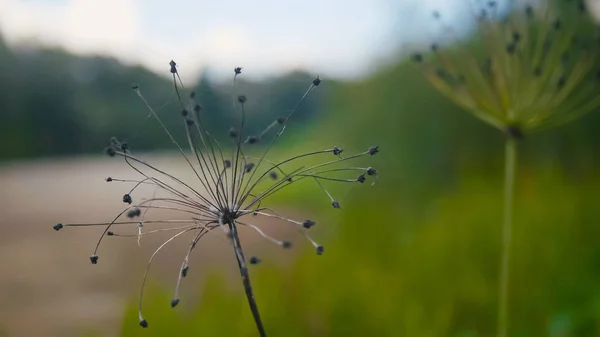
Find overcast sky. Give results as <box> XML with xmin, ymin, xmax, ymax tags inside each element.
<box><xmin>0</xmin><ymin>0</ymin><xmax>591</xmax><ymax>80</ymax></box>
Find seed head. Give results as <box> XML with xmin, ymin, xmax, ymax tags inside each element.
<box><xmin>415</xmin><ymin>3</ymin><xmax>600</xmax><ymax>134</ymax></box>
<box><xmin>53</xmin><ymin>61</ymin><xmax>380</xmax><ymax>335</ymax></box>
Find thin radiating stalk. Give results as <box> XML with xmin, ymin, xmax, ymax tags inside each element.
<box><xmin>498</xmin><ymin>136</ymin><xmax>517</xmax><ymax>337</ymax></box>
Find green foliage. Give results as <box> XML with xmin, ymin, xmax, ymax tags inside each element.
<box><xmin>119</xmin><ymin>170</ymin><xmax>600</xmax><ymax>336</ymax></box>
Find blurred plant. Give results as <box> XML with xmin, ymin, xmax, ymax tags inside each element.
<box><xmin>52</xmin><ymin>61</ymin><xmax>379</xmax><ymax>336</ymax></box>
<box><xmin>412</xmin><ymin>1</ymin><xmax>600</xmax><ymax>336</ymax></box>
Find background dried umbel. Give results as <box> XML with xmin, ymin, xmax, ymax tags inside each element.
<box><xmin>413</xmin><ymin>1</ymin><xmax>600</xmax><ymax>337</ymax></box>
<box><xmin>52</xmin><ymin>61</ymin><xmax>378</xmax><ymax>336</ymax></box>
<box><xmin>414</xmin><ymin>0</ymin><xmax>600</xmax><ymax>135</ymax></box>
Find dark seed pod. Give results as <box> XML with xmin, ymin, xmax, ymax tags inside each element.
<box><xmin>224</xmin><ymin>159</ymin><xmax>232</xmax><ymax>168</ymax></box>
<box><xmin>245</xmin><ymin>163</ymin><xmax>255</xmax><ymax>173</ymax></box>
<box><xmin>169</xmin><ymin>60</ymin><xmax>177</xmax><ymax>74</ymax></box>
<box><xmin>368</xmin><ymin>146</ymin><xmax>379</xmax><ymax>155</ymax></box>
<box><xmin>105</xmin><ymin>147</ymin><xmax>116</xmax><ymax>157</ymax></box>
<box><xmin>181</xmin><ymin>109</ymin><xmax>189</xmax><ymax>117</ymax></box>
<box><xmin>553</xmin><ymin>20</ymin><xmax>561</xmax><ymax>30</ymax></box>
<box><xmin>332</xmin><ymin>200</ymin><xmax>340</xmax><ymax>208</ymax></box>
<box><xmin>525</xmin><ymin>5</ymin><xmax>533</xmax><ymax>18</ymax></box>
<box><xmin>123</xmin><ymin>194</ymin><xmax>132</xmax><ymax>204</ymax></box>
<box><xmin>237</xmin><ymin>95</ymin><xmax>247</xmax><ymax>103</ymax></box>
<box><xmin>90</xmin><ymin>255</ymin><xmax>99</xmax><ymax>264</ymax></box>
<box><xmin>139</xmin><ymin>319</ymin><xmax>148</xmax><ymax>328</ymax></box>
<box><xmin>357</xmin><ymin>174</ymin><xmax>366</xmax><ymax>183</ymax></box>
<box><xmin>171</xmin><ymin>299</ymin><xmax>180</xmax><ymax>308</ymax></box>
<box><xmin>557</xmin><ymin>76</ymin><xmax>566</xmax><ymax>89</ymax></box>
<box><xmin>276</xmin><ymin>117</ymin><xmax>286</xmax><ymax>124</ymax></box>
<box><xmin>106</xmin><ymin>177</ymin><xmax>113</xmax><ymax>182</ymax></box>
<box><xmin>234</xmin><ymin>67</ymin><xmax>242</xmax><ymax>75</ymax></box>
<box><xmin>181</xmin><ymin>266</ymin><xmax>189</xmax><ymax>278</ymax></box>
<box><xmin>53</xmin><ymin>223</ymin><xmax>64</xmax><ymax>231</ymax></box>
<box><xmin>302</xmin><ymin>220</ymin><xmax>316</xmax><ymax>229</ymax></box>
<box><xmin>367</xmin><ymin>167</ymin><xmax>377</xmax><ymax>176</ymax></box>
<box><xmin>107</xmin><ymin>231</ymin><xmax>114</xmax><ymax>236</ymax></box>
<box><xmin>194</xmin><ymin>104</ymin><xmax>201</xmax><ymax>113</ymax></box>
<box><xmin>512</xmin><ymin>32</ymin><xmax>520</xmax><ymax>42</ymax></box>
<box><xmin>316</xmin><ymin>246</ymin><xmax>324</xmax><ymax>255</ymax></box>
<box><xmin>127</xmin><ymin>208</ymin><xmax>142</xmax><ymax>218</ymax></box>
<box><xmin>249</xmin><ymin>256</ymin><xmax>261</xmax><ymax>264</ymax></box>
<box><xmin>312</xmin><ymin>75</ymin><xmax>321</xmax><ymax>86</ymax></box>
<box><xmin>333</xmin><ymin>146</ymin><xmax>343</xmax><ymax>156</ymax></box>
<box><xmin>282</xmin><ymin>241</ymin><xmax>292</xmax><ymax>249</ymax></box>
<box><xmin>245</xmin><ymin>136</ymin><xmax>259</xmax><ymax>144</ymax></box>
<box><xmin>186</xmin><ymin>119</ymin><xmax>195</xmax><ymax>127</ymax></box>
<box><xmin>229</xmin><ymin>127</ymin><xmax>238</xmax><ymax>138</ymax></box>
<box><xmin>506</xmin><ymin>43</ymin><xmax>516</xmax><ymax>54</ymax></box>
<box><xmin>269</xmin><ymin>171</ymin><xmax>278</xmax><ymax>180</ymax></box>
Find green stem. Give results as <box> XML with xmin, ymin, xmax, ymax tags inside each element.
<box><xmin>498</xmin><ymin>137</ymin><xmax>517</xmax><ymax>337</ymax></box>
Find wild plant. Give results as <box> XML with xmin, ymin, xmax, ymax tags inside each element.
<box><xmin>52</xmin><ymin>61</ymin><xmax>379</xmax><ymax>336</ymax></box>
<box><xmin>412</xmin><ymin>1</ymin><xmax>600</xmax><ymax>336</ymax></box>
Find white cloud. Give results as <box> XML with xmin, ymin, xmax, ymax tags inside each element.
<box><xmin>0</xmin><ymin>0</ymin><xmax>142</xmax><ymax>63</ymax></box>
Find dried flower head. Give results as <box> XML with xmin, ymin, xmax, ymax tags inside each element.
<box><xmin>413</xmin><ymin>0</ymin><xmax>600</xmax><ymax>137</ymax></box>
<box><xmin>53</xmin><ymin>60</ymin><xmax>379</xmax><ymax>336</ymax></box>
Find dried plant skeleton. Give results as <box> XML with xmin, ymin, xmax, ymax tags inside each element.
<box><xmin>53</xmin><ymin>61</ymin><xmax>379</xmax><ymax>336</ymax></box>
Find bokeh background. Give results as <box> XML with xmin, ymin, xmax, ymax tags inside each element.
<box><xmin>1</xmin><ymin>0</ymin><xmax>600</xmax><ymax>336</ymax></box>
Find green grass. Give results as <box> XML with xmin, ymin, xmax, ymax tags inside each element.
<box><xmin>118</xmin><ymin>167</ymin><xmax>600</xmax><ymax>337</ymax></box>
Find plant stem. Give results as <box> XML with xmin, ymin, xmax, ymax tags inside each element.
<box><xmin>498</xmin><ymin>137</ymin><xmax>517</xmax><ymax>337</ymax></box>
<box><xmin>229</xmin><ymin>222</ymin><xmax>267</xmax><ymax>337</ymax></box>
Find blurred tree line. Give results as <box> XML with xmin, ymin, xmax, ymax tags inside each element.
<box><xmin>0</xmin><ymin>35</ymin><xmax>324</xmax><ymax>160</ymax></box>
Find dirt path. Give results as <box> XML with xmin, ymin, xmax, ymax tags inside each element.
<box><xmin>0</xmin><ymin>154</ymin><xmax>298</xmax><ymax>336</ymax></box>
